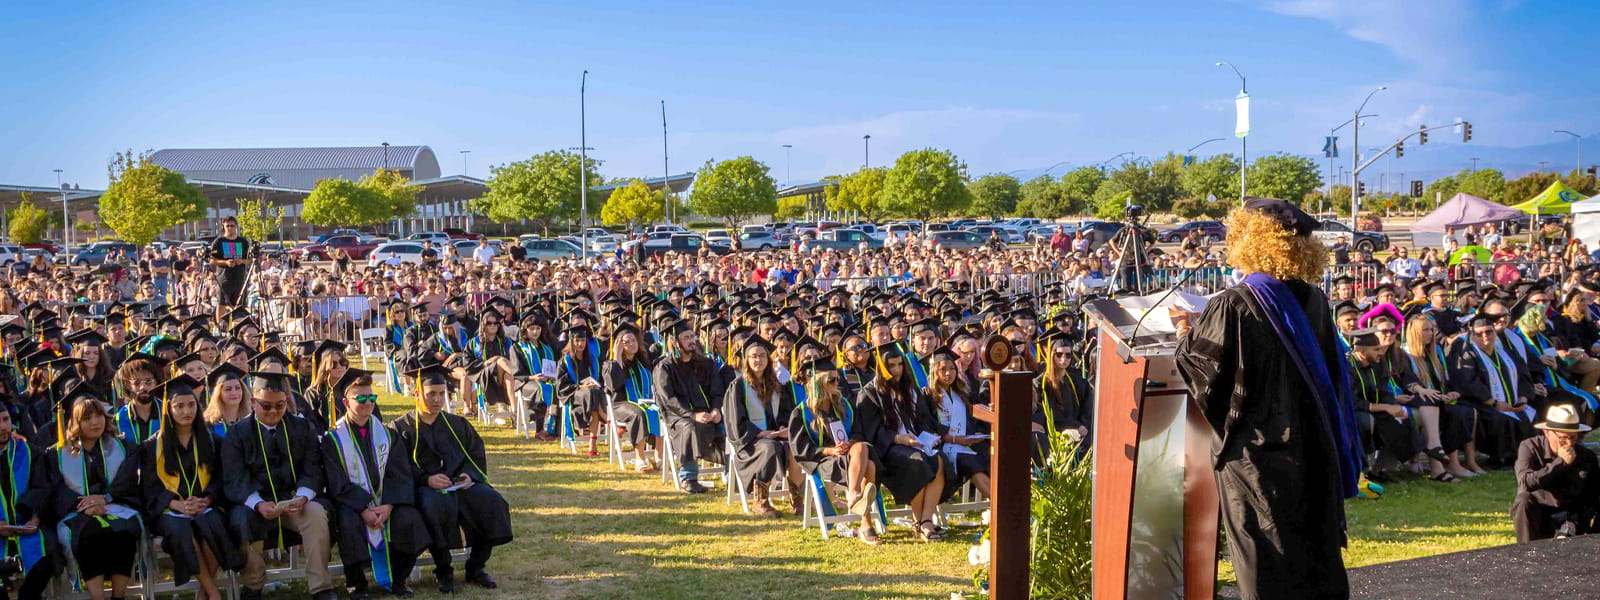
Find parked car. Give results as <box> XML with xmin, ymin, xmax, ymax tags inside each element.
<box><xmin>366</xmin><ymin>242</ymin><xmax>426</xmax><ymax>267</ymax></box>
<box><xmin>259</xmin><ymin>242</ymin><xmax>290</xmax><ymax>258</ymax></box>
<box><xmin>639</xmin><ymin>234</ymin><xmax>732</xmax><ymax>258</ymax></box>
<box><xmin>965</xmin><ymin>225</ymin><xmax>1025</xmax><ymax>245</ymax></box>
<box><xmin>848</xmin><ymin>223</ymin><xmax>888</xmax><ymax>240</ymax></box>
<box><xmin>522</xmin><ymin>238</ymin><xmax>583</xmax><ymax>261</ymax></box>
<box><xmin>923</xmin><ymin>222</ymin><xmax>953</xmax><ymax>234</ymax></box>
<box><xmin>178</xmin><ymin>241</ymin><xmax>209</xmax><ymax>253</ymax></box>
<box><xmin>704</xmin><ymin>229</ymin><xmax>734</xmax><ymax>247</ymax></box>
<box><xmin>0</xmin><ymin>244</ymin><xmax>22</xmax><ymax>266</ymax></box>
<box><xmin>21</xmin><ymin>241</ymin><xmax>62</xmax><ymax>255</ymax></box>
<box><xmin>806</xmin><ymin>228</ymin><xmax>883</xmax><ymax>251</ymax></box>
<box><xmin>1006</xmin><ymin>218</ymin><xmax>1044</xmax><ymax>229</ymax></box>
<box><xmin>71</xmin><ymin>241</ymin><xmax>139</xmax><ymax>266</ymax></box>
<box><xmin>1027</xmin><ymin>224</ymin><xmax>1076</xmax><ymax>243</ymax></box>
<box><xmin>1075</xmin><ymin>221</ymin><xmax>1126</xmax><ymax>250</ymax></box>
<box><xmin>647</xmin><ymin>225</ymin><xmax>691</xmax><ymax>235</ymax></box>
<box><xmin>736</xmin><ymin>230</ymin><xmax>783</xmax><ymax>250</ymax></box>
<box><xmin>21</xmin><ymin>248</ymin><xmax>55</xmax><ymax>265</ymax></box>
<box><xmin>927</xmin><ymin>231</ymin><xmax>986</xmax><ymax>250</ymax></box>
<box><xmin>885</xmin><ymin>223</ymin><xmax>917</xmax><ymax>239</ymax></box>
<box><xmin>441</xmin><ymin>228</ymin><xmax>484</xmax><ymax>241</ymax></box>
<box><xmin>312</xmin><ymin>229</ymin><xmax>363</xmax><ymax>245</ymax></box>
<box><xmin>586</xmin><ymin>234</ymin><xmax>620</xmax><ymax>253</ymax></box>
<box><xmin>405</xmin><ymin>232</ymin><xmax>453</xmax><ymax>244</ymax></box>
<box><xmin>1156</xmin><ymin>220</ymin><xmax>1227</xmax><ymax>244</ymax></box>
<box><xmin>1313</xmin><ymin>220</ymin><xmax>1390</xmax><ymax>252</ymax></box>
<box><xmin>947</xmin><ymin>219</ymin><xmax>978</xmax><ymax>230</ymax></box>
<box><xmin>290</xmin><ymin>234</ymin><xmax>383</xmax><ymax>260</ymax></box>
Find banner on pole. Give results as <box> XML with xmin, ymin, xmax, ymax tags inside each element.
<box><xmin>1234</xmin><ymin>91</ymin><xmax>1250</xmax><ymax>138</ymax></box>
<box><xmin>1323</xmin><ymin>136</ymin><xmax>1339</xmax><ymax>158</ymax></box>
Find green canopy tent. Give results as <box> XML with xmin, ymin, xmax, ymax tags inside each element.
<box><xmin>1512</xmin><ymin>180</ymin><xmax>1587</xmax><ymax>244</ymax></box>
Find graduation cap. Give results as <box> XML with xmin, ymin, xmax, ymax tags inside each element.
<box><xmin>20</xmin><ymin>348</ymin><xmax>63</xmax><ymax>369</ymax></box>
<box><xmin>251</xmin><ymin>347</ymin><xmax>291</xmax><ymax>370</ymax></box>
<box><xmin>1333</xmin><ymin>301</ymin><xmax>1361</xmax><ymax>317</ymax></box>
<box><xmin>1332</xmin><ymin>275</ymin><xmax>1354</xmax><ymax>285</ymax></box>
<box><xmin>1466</xmin><ymin>312</ymin><xmax>1498</xmax><ymax>329</ymax></box>
<box><xmin>909</xmin><ymin>318</ymin><xmax>941</xmax><ymax>336</ymax></box>
<box><xmin>65</xmin><ymin>329</ymin><xmax>108</xmax><ymax>347</ymax></box>
<box><xmin>1344</xmin><ymin>328</ymin><xmax>1381</xmax><ymax>348</ymax></box>
<box><xmin>206</xmin><ymin>363</ymin><xmax>247</xmax><ymax>388</ymax></box>
<box><xmin>1422</xmin><ymin>281</ymin><xmax>1446</xmax><ymax>296</ymax></box>
<box><xmin>331</xmin><ymin>368</ymin><xmax>375</xmax><ymax>405</ymax></box>
<box><xmin>290</xmin><ymin>340</ymin><xmax>318</xmax><ymax>358</ymax></box>
<box><xmin>563</xmin><ymin>323</ymin><xmax>593</xmax><ymax>339</ymax></box>
<box><xmin>228</xmin><ymin>318</ymin><xmax>260</xmax><ymax>335</ymax></box>
<box><xmin>150</xmin><ymin>337</ymin><xmax>184</xmax><ymax>356</ymax></box>
<box><xmin>737</xmin><ymin>335</ymin><xmax>773</xmax><ymax>357</ymax></box>
<box><xmin>795</xmin><ymin>357</ymin><xmax>835</xmax><ymax>378</ymax></box>
<box><xmin>770</xmin><ymin>328</ymin><xmax>798</xmax><ymax>344</ymax></box>
<box><xmin>928</xmin><ymin>345</ymin><xmax>960</xmax><ymax>364</ymax></box>
<box><xmin>151</xmin><ymin>374</ymin><xmax>203</xmax><ymax>407</ymax></box>
<box><xmin>313</xmin><ymin>340</ymin><xmax>348</xmax><ymax>358</ymax></box>
<box><xmin>407</xmin><ymin>364</ymin><xmax>453</xmax><ymax>388</ymax></box>
<box><xmin>247</xmin><ymin>371</ymin><xmax>298</xmax><ymax>395</ymax></box>
<box><xmin>0</xmin><ymin>322</ymin><xmax>26</xmax><ymax>338</ymax></box>
<box><xmin>409</xmin><ymin>300</ymin><xmax>432</xmax><ymax>313</ymax></box>
<box><xmin>170</xmin><ymin>351</ymin><xmax>206</xmax><ymax>371</ymax></box>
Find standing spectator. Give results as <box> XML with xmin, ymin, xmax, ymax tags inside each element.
<box><xmin>1048</xmin><ymin>226</ymin><xmax>1071</xmax><ymax>253</ymax></box>
<box><xmin>472</xmin><ymin>238</ymin><xmax>496</xmax><ymax>268</ymax></box>
<box><xmin>1330</xmin><ymin>239</ymin><xmax>1351</xmax><ymax>265</ymax></box>
<box><xmin>1387</xmin><ymin>246</ymin><xmax>1421</xmax><ymax>284</ymax></box>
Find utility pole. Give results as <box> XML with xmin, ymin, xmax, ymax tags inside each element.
<box><xmin>863</xmin><ymin>135</ymin><xmax>871</xmax><ymax>168</ymax></box>
<box><xmin>459</xmin><ymin>150</ymin><xmax>470</xmax><ymax>176</ymax></box>
<box><xmin>580</xmin><ymin>70</ymin><xmax>589</xmax><ymax>258</ymax></box>
<box><xmin>1470</xmin><ymin>157</ymin><xmax>1480</xmax><ymax>172</ymax></box>
<box><xmin>662</xmin><ymin>100</ymin><xmax>671</xmax><ymax>223</ymax></box>
<box><xmin>1216</xmin><ymin>61</ymin><xmax>1248</xmax><ymax>201</ymax></box>
<box><xmin>381</xmin><ymin>142</ymin><xmax>390</xmax><ymax>170</ymax></box>
<box><xmin>54</xmin><ymin>169</ymin><xmax>69</xmax><ymax>249</ymax></box>
<box><xmin>1557</xmin><ymin>130</ymin><xmax>1583</xmax><ymax>175</ymax></box>
<box><xmin>1350</xmin><ymin>86</ymin><xmax>1387</xmax><ymax>229</ymax></box>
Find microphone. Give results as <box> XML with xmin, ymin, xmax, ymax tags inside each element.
<box><xmin>1118</xmin><ymin>267</ymin><xmax>1200</xmax><ymax>364</ymax></box>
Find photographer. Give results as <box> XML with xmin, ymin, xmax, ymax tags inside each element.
<box><xmin>208</xmin><ymin>216</ymin><xmax>255</xmax><ymax>311</ymax></box>
<box><xmin>1107</xmin><ymin>205</ymin><xmax>1157</xmax><ymax>294</ymax></box>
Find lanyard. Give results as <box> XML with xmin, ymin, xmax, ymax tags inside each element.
<box><xmin>410</xmin><ymin>416</ymin><xmax>487</xmax><ymax>483</ymax></box>
<box><xmin>1488</xmin><ymin>350</ymin><xmax>1515</xmax><ymax>402</ymax></box>
<box><xmin>174</xmin><ymin>434</ymin><xmax>200</xmax><ymax>498</ymax></box>
<box><xmin>254</xmin><ymin>421</ymin><xmax>297</xmax><ymax>501</ymax></box>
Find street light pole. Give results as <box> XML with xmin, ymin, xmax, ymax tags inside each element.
<box><xmin>1557</xmin><ymin>130</ymin><xmax>1583</xmax><ymax>175</ymax></box>
<box><xmin>1187</xmin><ymin>138</ymin><xmax>1226</xmax><ymax>153</ymax></box>
<box><xmin>662</xmin><ymin>100</ymin><xmax>670</xmax><ymax>223</ymax></box>
<box><xmin>1470</xmin><ymin>157</ymin><xmax>1480</xmax><ymax>172</ymax></box>
<box><xmin>1351</xmin><ymin>86</ymin><xmax>1387</xmax><ymax>229</ymax></box>
<box><xmin>381</xmin><ymin>142</ymin><xmax>390</xmax><ymax>170</ymax></box>
<box><xmin>1098</xmin><ymin>152</ymin><xmax>1134</xmax><ymax>168</ymax></box>
<box><xmin>781</xmin><ymin>144</ymin><xmax>793</xmax><ymax>188</ymax></box>
<box><xmin>863</xmin><ymin>135</ymin><xmax>871</xmax><ymax>169</ymax></box>
<box><xmin>459</xmin><ymin>149</ymin><xmax>470</xmax><ymax>176</ymax></box>
<box><xmin>1216</xmin><ymin>61</ymin><xmax>1247</xmax><ymax>201</ymax></box>
<box><xmin>54</xmin><ymin>169</ymin><xmax>68</xmax><ymax>249</ymax></box>
<box><xmin>580</xmin><ymin>70</ymin><xmax>589</xmax><ymax>258</ymax></box>
<box><xmin>1329</xmin><ymin>114</ymin><xmax>1377</xmax><ymax>194</ymax></box>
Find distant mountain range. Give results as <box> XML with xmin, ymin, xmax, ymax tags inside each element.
<box><xmin>1000</xmin><ymin>132</ymin><xmax>1597</xmax><ymax>187</ymax></box>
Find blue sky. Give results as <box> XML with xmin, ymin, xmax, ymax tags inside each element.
<box><xmin>3</xmin><ymin>0</ymin><xmax>1596</xmax><ymax>190</ymax></box>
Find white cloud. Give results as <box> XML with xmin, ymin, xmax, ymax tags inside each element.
<box><xmin>1258</xmin><ymin>0</ymin><xmax>1480</xmax><ymax>75</ymax></box>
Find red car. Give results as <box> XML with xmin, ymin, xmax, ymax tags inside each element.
<box><xmin>442</xmin><ymin>228</ymin><xmax>484</xmax><ymax>241</ymax></box>
<box><xmin>289</xmin><ymin>235</ymin><xmax>382</xmax><ymax>260</ymax></box>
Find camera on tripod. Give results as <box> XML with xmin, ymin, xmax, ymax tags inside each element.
<box><xmin>1123</xmin><ymin>203</ymin><xmax>1144</xmax><ymax>223</ymax></box>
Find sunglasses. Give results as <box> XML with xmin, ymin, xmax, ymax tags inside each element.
<box><xmin>352</xmin><ymin>394</ymin><xmax>379</xmax><ymax>404</ymax></box>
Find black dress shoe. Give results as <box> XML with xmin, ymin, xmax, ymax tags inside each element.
<box><xmin>683</xmin><ymin>480</ymin><xmax>708</xmax><ymax>494</ymax></box>
<box><xmin>347</xmin><ymin>586</ymin><xmax>371</xmax><ymax>600</ymax></box>
<box><xmin>466</xmin><ymin>570</ymin><xmax>499</xmax><ymax>589</ymax></box>
<box><xmin>310</xmin><ymin>591</ymin><xmax>339</xmax><ymax>600</ymax></box>
<box><xmin>240</xmin><ymin>588</ymin><xmax>264</xmax><ymax>600</ymax></box>
<box><xmin>391</xmin><ymin>583</ymin><xmax>415</xmax><ymax>598</ymax></box>
<box><xmin>436</xmin><ymin>574</ymin><xmax>456</xmax><ymax>594</ymax></box>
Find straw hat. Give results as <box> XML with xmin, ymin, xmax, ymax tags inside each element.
<box><xmin>1535</xmin><ymin>405</ymin><xmax>1592</xmax><ymax>434</ymax></box>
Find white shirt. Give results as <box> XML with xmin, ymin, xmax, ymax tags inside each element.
<box><xmin>472</xmin><ymin>245</ymin><xmax>496</xmax><ymax>265</ymax></box>
<box><xmin>1387</xmin><ymin>257</ymin><xmax>1421</xmax><ymax>278</ymax></box>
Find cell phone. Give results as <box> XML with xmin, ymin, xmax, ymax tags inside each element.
<box><xmin>7</xmin><ymin>525</ymin><xmax>35</xmax><ymax>534</ymax></box>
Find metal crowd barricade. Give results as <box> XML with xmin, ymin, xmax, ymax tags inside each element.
<box><xmin>1318</xmin><ymin>260</ymin><xmax>1571</xmax><ymax>298</ymax></box>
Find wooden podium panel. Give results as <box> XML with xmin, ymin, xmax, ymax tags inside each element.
<box><xmin>1091</xmin><ymin>326</ymin><xmax>1149</xmax><ymax>600</ymax></box>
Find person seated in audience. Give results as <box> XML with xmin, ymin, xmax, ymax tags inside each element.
<box><xmin>404</xmin><ymin>313</ymin><xmax>479</xmax><ymax>415</ymax></box>
<box><xmin>302</xmin><ymin>341</ymin><xmax>351</xmax><ymax>432</ymax></box>
<box><xmin>1032</xmin><ymin>332</ymin><xmax>1093</xmax><ymax>465</ymax></box>
<box><xmin>602</xmin><ymin>324</ymin><xmax>661</xmax><ymax>472</ymax></box>
<box><xmin>510</xmin><ymin>312</ymin><xmax>560</xmax><ymax>441</ymax></box>
<box><xmin>1512</xmin><ymin>404</ymin><xmax>1600</xmax><ymax>542</ymax></box>
<box><xmin>855</xmin><ymin>344</ymin><xmax>947</xmax><ymax>542</ymax></box>
<box><xmin>653</xmin><ymin>319</ymin><xmax>727</xmax><ymax>493</ymax></box>
<box><xmin>469</xmin><ymin>308</ymin><xmax>517</xmax><ymax>418</ymax></box>
<box><xmin>1549</xmin><ymin>290</ymin><xmax>1600</xmax><ymax>363</ymax></box>
<box><xmin>139</xmin><ymin>375</ymin><xmax>242</xmax><ymax>600</ymax></box>
<box><xmin>722</xmin><ymin>336</ymin><xmax>796</xmax><ymax>518</ymax></box>
<box><xmin>789</xmin><ymin>365</ymin><xmax>880</xmax><ymax>544</ymax></box>
<box><xmin>320</xmin><ymin>369</ymin><xmax>431</xmax><ymax>599</ymax></box>
<box><xmin>1400</xmin><ymin>316</ymin><xmax>1484</xmax><ymax>478</ymax></box>
<box><xmin>393</xmin><ymin>365</ymin><xmax>513</xmax><ymax>593</ymax></box>
<box><xmin>1346</xmin><ymin>329</ymin><xmax>1419</xmax><ymax>483</ymax></box>
<box><xmin>49</xmin><ymin>386</ymin><xmax>142</xmax><ymax>600</ymax></box>
<box><xmin>1450</xmin><ymin>313</ymin><xmax>1538</xmax><ymax>468</ymax></box>
<box><xmin>558</xmin><ymin>324</ymin><xmax>609</xmax><ymax>456</ymax></box>
<box><xmin>202</xmin><ymin>364</ymin><xmax>250</xmax><ymax>439</ymax></box>
<box><xmin>0</xmin><ymin>404</ymin><xmax>62</xmax><ymax>600</ymax></box>
<box><xmin>221</xmin><ymin>371</ymin><xmax>336</xmax><ymax>600</ymax></box>
<box><xmin>112</xmin><ymin>354</ymin><xmax>164</xmax><ymax>443</ymax></box>
<box><xmin>925</xmin><ymin>347</ymin><xmax>989</xmax><ymax>500</ymax></box>
<box><xmin>1514</xmin><ymin>302</ymin><xmax>1600</xmax><ymax>419</ymax></box>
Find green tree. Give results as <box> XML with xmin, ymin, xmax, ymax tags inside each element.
<box><xmin>1015</xmin><ymin>176</ymin><xmax>1071</xmax><ymax>218</ymax></box>
<box><xmin>1091</xmin><ymin>155</ymin><xmax>1184</xmax><ymax>213</ymax></box>
<box><xmin>1179</xmin><ymin>154</ymin><xmax>1239</xmax><ymax>201</ymax></box>
<box><xmin>1423</xmin><ymin>173</ymin><xmax>1460</xmax><ymax>206</ymax></box>
<box><xmin>8</xmin><ymin>193</ymin><xmax>51</xmax><ymax>244</ymax></box>
<box><xmin>1092</xmin><ymin>189</ymin><xmax>1135</xmax><ymax>220</ymax></box>
<box><xmin>1245</xmin><ymin>153</ymin><xmax>1321</xmax><ymax>201</ymax></box>
<box><xmin>1564</xmin><ymin>169</ymin><xmax>1599</xmax><ymax>196</ymax></box>
<box><xmin>599</xmin><ymin>180</ymin><xmax>665</xmax><ymax>231</ymax></box>
<box><xmin>99</xmin><ymin>150</ymin><xmax>207</xmax><ymax>246</ymax></box>
<box><xmin>473</xmin><ymin>150</ymin><xmax>603</xmax><ymax>232</ymax></box>
<box><xmin>881</xmin><ymin>148</ymin><xmax>972</xmax><ymax>219</ymax></box>
<box><xmin>775</xmin><ymin>194</ymin><xmax>808</xmax><ymax>219</ymax></box>
<box><xmin>235</xmin><ymin>198</ymin><xmax>285</xmax><ymax>241</ymax></box>
<box><xmin>361</xmin><ymin>168</ymin><xmax>421</xmax><ymax>222</ymax></box>
<box><xmin>825</xmin><ymin>168</ymin><xmax>888</xmax><ymax>221</ymax></box>
<box><xmin>303</xmin><ymin>179</ymin><xmax>380</xmax><ymax>227</ymax></box>
<box><xmin>1455</xmin><ymin>168</ymin><xmax>1506</xmax><ymax>204</ymax></box>
<box><xmin>1171</xmin><ymin>196</ymin><xmax>1229</xmax><ymax>219</ymax></box>
<box><xmin>1505</xmin><ymin>171</ymin><xmax>1559</xmax><ymax>206</ymax></box>
<box><xmin>688</xmin><ymin>156</ymin><xmax>778</xmax><ymax>227</ymax></box>
<box><xmin>966</xmin><ymin>174</ymin><xmax>1022</xmax><ymax>218</ymax></box>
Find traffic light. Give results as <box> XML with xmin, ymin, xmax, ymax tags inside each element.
<box><xmin>1357</xmin><ymin>181</ymin><xmax>1367</xmax><ymax>196</ymax></box>
<box><xmin>1395</xmin><ymin>141</ymin><xmax>1404</xmax><ymax>158</ymax></box>
<box><xmin>1463</xmin><ymin>122</ymin><xmax>1473</xmax><ymax>143</ymax></box>
<box><xmin>1418</xmin><ymin>125</ymin><xmax>1428</xmax><ymax>145</ymax></box>
<box><xmin>1411</xmin><ymin>180</ymin><xmax>1424</xmax><ymax>197</ymax></box>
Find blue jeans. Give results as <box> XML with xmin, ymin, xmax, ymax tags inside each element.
<box><xmin>677</xmin><ymin>460</ymin><xmax>699</xmax><ymax>483</ymax></box>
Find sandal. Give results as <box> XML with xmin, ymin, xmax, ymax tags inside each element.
<box><xmin>916</xmin><ymin>520</ymin><xmax>943</xmax><ymax>542</ymax></box>
<box><xmin>1423</xmin><ymin>446</ymin><xmax>1450</xmax><ymax>463</ymax></box>
<box><xmin>858</xmin><ymin>526</ymin><xmax>881</xmax><ymax>545</ymax></box>
<box><xmin>1430</xmin><ymin>472</ymin><xmax>1461</xmax><ymax>483</ymax></box>
<box><xmin>849</xmin><ymin>484</ymin><xmax>877</xmax><ymax>515</ymax></box>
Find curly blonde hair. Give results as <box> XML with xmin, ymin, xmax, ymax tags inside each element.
<box><xmin>1224</xmin><ymin>207</ymin><xmax>1328</xmax><ymax>282</ymax></box>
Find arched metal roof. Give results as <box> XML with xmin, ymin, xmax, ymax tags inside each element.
<box><xmin>151</xmin><ymin>146</ymin><xmax>440</xmax><ymax>176</ymax></box>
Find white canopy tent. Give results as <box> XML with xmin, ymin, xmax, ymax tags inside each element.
<box><xmin>1571</xmin><ymin>196</ymin><xmax>1600</xmax><ymax>248</ymax></box>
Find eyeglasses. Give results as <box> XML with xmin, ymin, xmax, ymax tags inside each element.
<box><xmin>847</xmin><ymin>344</ymin><xmax>870</xmax><ymax>351</ymax></box>
<box><xmin>327</xmin><ymin>360</ymin><xmax>349</xmax><ymax>367</ymax></box>
<box><xmin>1375</xmin><ymin>328</ymin><xmax>1397</xmax><ymax>335</ymax></box>
<box><xmin>352</xmin><ymin>394</ymin><xmax>379</xmax><ymax>404</ymax></box>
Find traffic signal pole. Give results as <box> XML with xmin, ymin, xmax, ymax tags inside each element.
<box><xmin>1350</xmin><ymin>122</ymin><xmax>1469</xmax><ymax>229</ymax></box>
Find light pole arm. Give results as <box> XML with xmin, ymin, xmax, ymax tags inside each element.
<box><xmin>1353</xmin><ymin>123</ymin><xmax>1467</xmax><ymax>176</ymax></box>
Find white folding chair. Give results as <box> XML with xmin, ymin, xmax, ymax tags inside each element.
<box><xmin>724</xmin><ymin>437</ymin><xmax>750</xmax><ymax>513</ymax></box>
<box><xmin>798</xmin><ymin>471</ymin><xmax>884</xmax><ymax>539</ymax></box>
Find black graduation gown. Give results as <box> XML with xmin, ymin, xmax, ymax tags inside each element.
<box><xmin>2</xmin><ymin>398</ymin><xmax>41</xmax><ymax>444</ymax></box>
<box><xmin>721</xmin><ymin>377</ymin><xmax>794</xmax><ymax>493</ymax></box>
<box><xmin>219</xmin><ymin>414</ymin><xmax>332</xmax><ymax>544</ymax></box>
<box><xmin>399</xmin><ymin>323</ymin><xmax>439</xmax><ymax>372</ymax></box>
<box><xmin>930</xmin><ymin>389</ymin><xmax>990</xmax><ymax>487</ymax></box>
<box><xmin>139</xmin><ymin>432</ymin><xmax>244</xmax><ymax>585</ymax></box>
<box><xmin>1348</xmin><ymin>354</ymin><xmax>1420</xmax><ymax>466</ymax></box>
<box><xmin>839</xmin><ymin>365</ymin><xmax>873</xmax><ymax>403</ymax></box>
<box><xmin>389</xmin><ymin>411</ymin><xmax>511</xmax><ymax>556</ymax></box>
<box><xmin>1448</xmin><ymin>341</ymin><xmax>1537</xmax><ymax>465</ymax></box>
<box><xmin>1174</xmin><ymin>282</ymin><xmax>1350</xmax><ymax>600</ymax></box>
<box><xmin>319</xmin><ymin>421</ymin><xmax>432</xmax><ymax>572</ymax></box>
<box><xmin>0</xmin><ymin>440</ymin><xmax>63</xmax><ymax>586</ymax></box>
<box><xmin>854</xmin><ymin>385</ymin><xmax>943</xmax><ymax>505</ymax></box>
<box><xmin>602</xmin><ymin>359</ymin><xmax>656</xmax><ymax>447</ymax></box>
<box><xmin>787</xmin><ymin>402</ymin><xmax>869</xmax><ymax>485</ymax></box>
<box><xmin>556</xmin><ymin>350</ymin><xmax>606</xmax><ymax>419</ymax></box>
<box><xmin>1405</xmin><ymin>348</ymin><xmax>1475</xmax><ymax>453</ymax></box>
<box><xmin>470</xmin><ymin>336</ymin><xmax>512</xmax><ymax>408</ymax></box>
<box><xmin>652</xmin><ymin>356</ymin><xmax>726</xmax><ymax>466</ymax></box>
<box><xmin>49</xmin><ymin>437</ymin><xmax>142</xmax><ymax>579</ymax></box>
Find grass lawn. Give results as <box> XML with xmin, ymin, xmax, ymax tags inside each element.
<box><xmin>258</xmin><ymin>375</ymin><xmax>1519</xmax><ymax>599</ymax></box>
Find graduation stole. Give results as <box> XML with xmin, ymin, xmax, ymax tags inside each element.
<box><xmin>1518</xmin><ymin>328</ymin><xmax>1599</xmax><ymax>411</ymax></box>
<box><xmin>387</xmin><ymin>324</ymin><xmax>406</xmax><ymax>348</ymax></box>
<box><xmin>563</xmin><ymin>347</ymin><xmax>600</xmax><ymax>386</ymax></box>
<box><xmin>903</xmin><ymin>345</ymin><xmax>930</xmax><ymax>388</ymax></box>
<box><xmin>620</xmin><ymin>360</ymin><xmax>659</xmax><ymax>436</ymax></box>
<box><xmin>739</xmin><ymin>380</ymin><xmax>779</xmax><ymax>431</ymax></box>
<box><xmin>515</xmin><ymin>341</ymin><xmax>556</xmax><ymax>405</ymax></box>
<box><xmin>154</xmin><ymin>431</ymin><xmax>210</xmax><ymax>503</ymax></box>
<box><xmin>799</xmin><ymin>396</ymin><xmax>853</xmax><ymax>446</ymax></box>
<box><xmin>330</xmin><ymin>416</ymin><xmax>396</xmax><ymax>591</ymax></box>
<box><xmin>116</xmin><ymin>399</ymin><xmax>161</xmax><ymax>444</ymax></box>
<box><xmin>0</xmin><ymin>439</ymin><xmax>46</xmax><ymax>572</ymax></box>
<box><xmin>57</xmin><ymin>439</ymin><xmax>137</xmax><ymax>525</ymax></box>
<box><xmin>435</xmin><ymin>329</ymin><xmax>467</xmax><ymax>354</ymax></box>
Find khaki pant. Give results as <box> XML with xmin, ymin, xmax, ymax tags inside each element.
<box><xmin>240</xmin><ymin>501</ymin><xmax>333</xmax><ymax>594</ymax></box>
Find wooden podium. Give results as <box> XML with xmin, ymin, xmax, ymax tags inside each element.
<box><xmin>1086</xmin><ymin>300</ymin><xmax>1220</xmax><ymax>600</ymax></box>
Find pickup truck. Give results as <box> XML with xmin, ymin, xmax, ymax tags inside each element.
<box><xmin>290</xmin><ymin>235</ymin><xmax>383</xmax><ymax>260</ymax></box>
<box><xmin>805</xmin><ymin>228</ymin><xmax>883</xmax><ymax>251</ymax></box>
<box><xmin>638</xmin><ymin>234</ymin><xmax>732</xmax><ymax>258</ymax></box>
